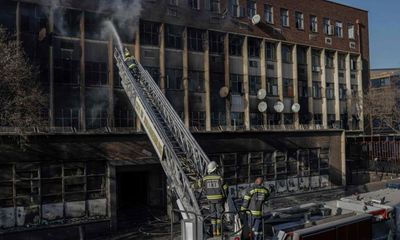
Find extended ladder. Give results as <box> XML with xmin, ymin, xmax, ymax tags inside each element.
<box><xmin>114</xmin><ymin>49</ymin><xmax>240</xmax><ymax>239</ymax></box>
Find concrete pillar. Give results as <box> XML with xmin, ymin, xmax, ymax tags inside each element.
<box><xmin>79</xmin><ymin>12</ymin><xmax>86</xmax><ymax>131</ymax></box>
<box><xmin>260</xmin><ymin>40</ymin><xmax>267</xmax><ymax>127</ymax></box>
<box><xmin>224</xmin><ymin>34</ymin><xmax>231</xmax><ymax>129</ymax></box>
<box><xmin>134</xmin><ymin>31</ymin><xmax>141</xmax><ymax>131</ymax></box>
<box><xmin>107</xmin><ymin>164</ymin><xmax>117</xmax><ymax>231</ymax></box>
<box><xmin>333</xmin><ymin>51</ymin><xmax>340</xmax><ymax>121</ymax></box>
<box><xmin>340</xmin><ymin>130</ymin><xmax>347</xmax><ymax>186</ymax></box>
<box><xmin>204</xmin><ymin>31</ymin><xmax>211</xmax><ymax>131</ymax></box>
<box><xmin>48</xmin><ymin>8</ymin><xmax>54</xmax><ymax>128</ymax></box>
<box><xmin>357</xmin><ymin>55</ymin><xmax>364</xmax><ymax>130</ymax></box>
<box><xmin>183</xmin><ymin>27</ymin><xmax>190</xmax><ymax>128</ymax></box>
<box><xmin>107</xmin><ymin>37</ymin><xmax>114</xmax><ymax>128</ymax></box>
<box><xmin>276</xmin><ymin>42</ymin><xmax>284</xmax><ymax>124</ymax></box>
<box><xmin>292</xmin><ymin>45</ymin><xmax>299</xmax><ymax>129</ymax></box>
<box><xmin>345</xmin><ymin>54</ymin><xmax>352</xmax><ymax>129</ymax></box>
<box><xmin>320</xmin><ymin>49</ymin><xmax>328</xmax><ymax>128</ymax></box>
<box><xmin>307</xmin><ymin>47</ymin><xmax>314</xmax><ymax>124</ymax></box>
<box><xmin>159</xmin><ymin>23</ymin><xmax>166</xmax><ymax>94</ymax></box>
<box><xmin>242</xmin><ymin>36</ymin><xmax>250</xmax><ymax>130</ymax></box>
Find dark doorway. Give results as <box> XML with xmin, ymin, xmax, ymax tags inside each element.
<box><xmin>117</xmin><ymin>171</ymin><xmax>148</xmax><ymax>209</ymax></box>
<box><xmin>116</xmin><ymin>170</ymin><xmax>149</xmax><ymax>230</ymax></box>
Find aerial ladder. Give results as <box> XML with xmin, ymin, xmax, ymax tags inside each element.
<box><xmin>114</xmin><ymin>49</ymin><xmax>242</xmax><ymax>239</ymax></box>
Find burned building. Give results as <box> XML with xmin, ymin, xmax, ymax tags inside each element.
<box><xmin>0</xmin><ymin>0</ymin><xmax>369</xmax><ymax>239</ymax></box>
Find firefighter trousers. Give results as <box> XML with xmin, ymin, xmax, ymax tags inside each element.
<box><xmin>248</xmin><ymin>215</ymin><xmax>263</xmax><ymax>240</ymax></box>
<box><xmin>210</xmin><ymin>202</ymin><xmax>224</xmax><ymax>236</ymax></box>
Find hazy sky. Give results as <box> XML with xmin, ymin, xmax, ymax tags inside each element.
<box><xmin>332</xmin><ymin>0</ymin><xmax>400</xmax><ymax>69</ymax></box>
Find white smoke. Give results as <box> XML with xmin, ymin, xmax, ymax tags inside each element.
<box><xmin>98</xmin><ymin>0</ymin><xmax>143</xmax><ymax>41</ymax></box>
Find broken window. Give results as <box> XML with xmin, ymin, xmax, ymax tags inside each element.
<box><xmin>165</xmin><ymin>24</ymin><xmax>183</xmax><ymax>49</ymax></box>
<box><xmin>229</xmin><ymin>34</ymin><xmax>243</xmax><ymax>56</ymax></box>
<box><xmin>188</xmin><ymin>28</ymin><xmax>204</xmax><ymax>52</ymax></box>
<box><xmin>249</xmin><ymin>75</ymin><xmax>261</xmax><ymax>95</ymax></box>
<box><xmin>248</xmin><ymin>37</ymin><xmax>260</xmax><ymax>58</ymax></box>
<box><xmin>230</xmin><ymin>74</ymin><xmax>243</xmax><ymax>94</ymax></box>
<box><xmin>189</xmin><ymin>71</ymin><xmax>205</xmax><ymax>92</ymax></box>
<box><xmin>54</xmin><ymin>8</ymin><xmax>81</xmax><ymax>37</ymax></box>
<box><xmin>85</xmin><ymin>41</ymin><xmax>108</xmax><ymax>86</ymax></box>
<box><xmin>86</xmin><ymin>88</ymin><xmax>109</xmax><ymax>129</ymax></box>
<box><xmin>0</xmin><ymin>165</ymin><xmax>14</xmax><ymax>207</ymax></box>
<box><xmin>114</xmin><ymin>91</ymin><xmax>136</xmax><ymax>128</ymax></box>
<box><xmin>54</xmin><ymin>39</ymin><xmax>81</xmax><ymax>85</ymax></box>
<box><xmin>209</xmin><ymin>31</ymin><xmax>224</xmax><ymax>54</ymax></box>
<box><xmin>166</xmin><ymin>68</ymin><xmax>183</xmax><ymax>90</ymax></box>
<box><xmin>250</xmin><ymin>113</ymin><xmax>263</xmax><ymax>126</ymax></box>
<box><xmin>140</xmin><ymin>21</ymin><xmax>160</xmax><ymax>46</ymax></box>
<box><xmin>283</xmin><ymin>78</ymin><xmax>293</xmax><ymax>97</ymax></box>
<box><xmin>0</xmin><ymin>1</ymin><xmax>16</xmax><ymax>33</ymax></box>
<box><xmin>84</xmin><ymin>12</ymin><xmax>106</xmax><ymax>40</ymax></box>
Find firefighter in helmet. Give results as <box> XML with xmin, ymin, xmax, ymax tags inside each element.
<box><xmin>123</xmin><ymin>48</ymin><xmax>140</xmax><ymax>78</ymax></box>
<box><xmin>241</xmin><ymin>177</ymin><xmax>269</xmax><ymax>240</ymax></box>
<box><xmin>201</xmin><ymin>161</ymin><xmax>228</xmax><ymax>237</ymax></box>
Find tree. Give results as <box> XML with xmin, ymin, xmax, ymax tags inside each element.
<box><xmin>0</xmin><ymin>27</ymin><xmax>47</xmax><ymax>133</ymax></box>
<box><xmin>363</xmin><ymin>85</ymin><xmax>400</xmax><ymax>134</ymax></box>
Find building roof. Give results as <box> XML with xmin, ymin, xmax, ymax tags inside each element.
<box><xmin>326</xmin><ymin>0</ymin><xmax>368</xmax><ymax>12</ymax></box>
<box><xmin>371</xmin><ymin>68</ymin><xmax>400</xmax><ymax>79</ymax></box>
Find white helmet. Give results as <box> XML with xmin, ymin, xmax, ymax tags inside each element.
<box><xmin>207</xmin><ymin>161</ymin><xmax>218</xmax><ymax>174</ymax></box>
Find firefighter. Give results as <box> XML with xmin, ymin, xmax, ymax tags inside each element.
<box><xmin>201</xmin><ymin>161</ymin><xmax>228</xmax><ymax>237</ymax></box>
<box><xmin>123</xmin><ymin>48</ymin><xmax>140</xmax><ymax>77</ymax></box>
<box><xmin>241</xmin><ymin>177</ymin><xmax>269</xmax><ymax>240</ymax></box>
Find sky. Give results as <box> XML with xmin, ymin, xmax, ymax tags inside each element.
<box><xmin>332</xmin><ymin>0</ymin><xmax>400</xmax><ymax>69</ymax></box>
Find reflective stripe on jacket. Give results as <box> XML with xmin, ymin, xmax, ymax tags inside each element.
<box><xmin>202</xmin><ymin>173</ymin><xmax>228</xmax><ymax>202</ymax></box>
<box><xmin>241</xmin><ymin>185</ymin><xmax>269</xmax><ymax>216</ymax></box>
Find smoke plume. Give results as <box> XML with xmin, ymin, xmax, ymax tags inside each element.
<box><xmin>98</xmin><ymin>0</ymin><xmax>143</xmax><ymax>41</ymax></box>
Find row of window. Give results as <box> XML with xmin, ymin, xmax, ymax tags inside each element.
<box><xmin>232</xmin><ymin>2</ymin><xmax>356</xmax><ymax>40</ymax></box>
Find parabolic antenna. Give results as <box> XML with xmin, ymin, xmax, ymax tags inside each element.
<box><xmin>258</xmin><ymin>101</ymin><xmax>268</xmax><ymax>113</ymax></box>
<box><xmin>274</xmin><ymin>101</ymin><xmax>284</xmax><ymax>113</ymax></box>
<box><xmin>251</xmin><ymin>14</ymin><xmax>261</xmax><ymax>25</ymax></box>
<box><xmin>291</xmin><ymin>103</ymin><xmax>301</xmax><ymax>113</ymax></box>
<box><xmin>257</xmin><ymin>89</ymin><xmax>267</xmax><ymax>100</ymax></box>
<box><xmin>219</xmin><ymin>86</ymin><xmax>230</xmax><ymax>98</ymax></box>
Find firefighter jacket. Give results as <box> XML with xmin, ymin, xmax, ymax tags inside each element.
<box><xmin>241</xmin><ymin>184</ymin><xmax>269</xmax><ymax>217</ymax></box>
<box><xmin>202</xmin><ymin>173</ymin><xmax>228</xmax><ymax>203</ymax></box>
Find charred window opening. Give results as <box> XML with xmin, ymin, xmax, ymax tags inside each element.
<box><xmin>189</xmin><ymin>71</ymin><xmax>205</xmax><ymax>92</ymax></box>
<box><xmin>229</xmin><ymin>34</ymin><xmax>243</xmax><ymax>56</ymax></box>
<box><xmin>0</xmin><ymin>2</ymin><xmax>16</xmax><ymax>33</ymax></box>
<box><xmin>165</xmin><ymin>24</ymin><xmax>183</xmax><ymax>49</ymax></box>
<box><xmin>284</xmin><ymin>113</ymin><xmax>293</xmax><ymax>124</ymax></box>
<box><xmin>249</xmin><ymin>75</ymin><xmax>261</xmax><ymax>95</ymax></box>
<box><xmin>54</xmin><ymin>8</ymin><xmax>81</xmax><ymax>37</ymax></box>
<box><xmin>283</xmin><ymin>78</ymin><xmax>294</xmax><ymax>97</ymax></box>
<box><xmin>114</xmin><ymin>90</ymin><xmax>136</xmax><ymax>128</ymax></box>
<box><xmin>266</xmin><ymin>42</ymin><xmax>276</xmax><ymax>61</ymax></box>
<box><xmin>166</xmin><ymin>68</ymin><xmax>183</xmax><ymax>90</ymax></box>
<box><xmin>209</xmin><ymin>31</ymin><xmax>224</xmax><ymax>54</ymax></box>
<box><xmin>282</xmin><ymin>44</ymin><xmax>292</xmax><ymax>63</ymax></box>
<box><xmin>144</xmin><ymin>66</ymin><xmax>160</xmax><ymax>86</ymax></box>
<box><xmin>140</xmin><ymin>21</ymin><xmax>160</xmax><ymax>46</ymax></box>
<box><xmin>85</xmin><ymin>12</ymin><xmax>106</xmax><ymax>40</ymax></box>
<box><xmin>187</xmin><ymin>28</ymin><xmax>204</xmax><ymax>52</ymax></box>
<box><xmin>190</xmin><ymin>112</ymin><xmax>206</xmax><ymax>128</ymax></box>
<box><xmin>230</xmin><ymin>74</ymin><xmax>243</xmax><ymax>94</ymax></box>
<box><xmin>250</xmin><ymin>113</ymin><xmax>263</xmax><ymax>126</ymax></box>
<box><xmin>267</xmin><ymin>77</ymin><xmax>278</xmax><ymax>96</ymax></box>
<box><xmin>267</xmin><ymin>113</ymin><xmax>280</xmax><ymax>125</ymax></box>
<box><xmin>314</xmin><ymin>114</ymin><xmax>323</xmax><ymax>125</ymax></box>
<box><xmin>54</xmin><ymin>39</ymin><xmax>81</xmax><ymax>85</ymax></box>
<box><xmin>86</xmin><ymin>89</ymin><xmax>109</xmax><ymax>129</ymax></box>
<box><xmin>54</xmin><ymin>88</ymin><xmax>80</xmax><ymax>129</ymax></box>
<box><xmin>85</xmin><ymin>41</ymin><xmax>108</xmax><ymax>86</ymax></box>
<box><xmin>248</xmin><ymin>37</ymin><xmax>260</xmax><ymax>58</ymax></box>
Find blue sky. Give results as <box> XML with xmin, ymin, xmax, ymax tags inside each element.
<box><xmin>332</xmin><ymin>0</ymin><xmax>400</xmax><ymax>69</ymax></box>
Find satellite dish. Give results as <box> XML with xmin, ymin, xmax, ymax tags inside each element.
<box><xmin>274</xmin><ymin>101</ymin><xmax>284</xmax><ymax>113</ymax></box>
<box><xmin>257</xmin><ymin>89</ymin><xmax>267</xmax><ymax>100</ymax></box>
<box><xmin>251</xmin><ymin>14</ymin><xmax>261</xmax><ymax>25</ymax></box>
<box><xmin>219</xmin><ymin>86</ymin><xmax>229</xmax><ymax>98</ymax></box>
<box><xmin>258</xmin><ymin>101</ymin><xmax>268</xmax><ymax>112</ymax></box>
<box><xmin>292</xmin><ymin>103</ymin><xmax>301</xmax><ymax>113</ymax></box>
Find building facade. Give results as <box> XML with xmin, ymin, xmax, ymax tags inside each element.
<box><xmin>0</xmin><ymin>0</ymin><xmax>369</xmax><ymax>238</ymax></box>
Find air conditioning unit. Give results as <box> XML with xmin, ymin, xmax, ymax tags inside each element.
<box><xmin>325</xmin><ymin>37</ymin><xmax>332</xmax><ymax>45</ymax></box>
<box><xmin>312</xmin><ymin>66</ymin><xmax>321</xmax><ymax>72</ymax></box>
<box><xmin>349</xmin><ymin>42</ymin><xmax>356</xmax><ymax>49</ymax></box>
